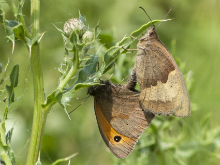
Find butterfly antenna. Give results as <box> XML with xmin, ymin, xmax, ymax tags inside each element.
<box><xmin>76</xmin><ymin>96</ymin><xmax>90</xmax><ymax>100</ymax></box>
<box><xmin>157</xmin><ymin>7</ymin><xmax>173</xmax><ymax>29</ymax></box>
<box><xmin>139</xmin><ymin>7</ymin><xmax>154</xmax><ymax>26</ymax></box>
<box><xmin>118</xmin><ymin>75</ymin><xmax>130</xmax><ymax>86</ymax></box>
<box><xmin>68</xmin><ymin>96</ymin><xmax>90</xmax><ymax>114</ymax></box>
<box><xmin>108</xmin><ymin>64</ymin><xmax>115</xmax><ymax>80</ymax></box>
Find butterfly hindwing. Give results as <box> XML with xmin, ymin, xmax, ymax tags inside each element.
<box><xmin>89</xmin><ymin>80</ymin><xmax>155</xmax><ymax>159</ymax></box>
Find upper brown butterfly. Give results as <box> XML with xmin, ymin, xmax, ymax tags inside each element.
<box><xmin>88</xmin><ymin>79</ymin><xmax>155</xmax><ymax>159</ymax></box>
<box><xmin>131</xmin><ymin>25</ymin><xmax>191</xmax><ymax>117</ymax></box>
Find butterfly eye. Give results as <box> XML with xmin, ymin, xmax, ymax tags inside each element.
<box><xmin>114</xmin><ymin>136</ymin><xmax>122</xmax><ymax>142</ymax></box>
<box><xmin>149</xmin><ymin>31</ymin><xmax>154</xmax><ymax>36</ymax></box>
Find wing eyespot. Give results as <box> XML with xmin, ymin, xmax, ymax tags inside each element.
<box><xmin>114</xmin><ymin>136</ymin><xmax>122</xmax><ymax>142</ymax></box>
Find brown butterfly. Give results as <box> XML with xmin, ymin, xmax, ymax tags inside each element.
<box><xmin>88</xmin><ymin>79</ymin><xmax>155</xmax><ymax>158</ymax></box>
<box><xmin>131</xmin><ymin>24</ymin><xmax>190</xmax><ymax>117</ymax></box>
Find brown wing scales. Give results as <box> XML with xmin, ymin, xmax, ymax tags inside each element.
<box><xmin>89</xmin><ymin>81</ymin><xmax>155</xmax><ymax>159</ymax></box>
<box><xmin>134</xmin><ymin>25</ymin><xmax>190</xmax><ymax>117</ymax></box>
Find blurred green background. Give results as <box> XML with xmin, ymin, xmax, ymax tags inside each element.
<box><xmin>0</xmin><ymin>0</ymin><xmax>220</xmax><ymax>164</ymax></box>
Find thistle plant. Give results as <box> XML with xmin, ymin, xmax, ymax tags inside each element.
<box><xmin>1</xmin><ymin>1</ymin><xmax>220</xmax><ymax>165</ymax></box>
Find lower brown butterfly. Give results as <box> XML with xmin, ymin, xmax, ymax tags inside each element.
<box><xmin>88</xmin><ymin>79</ymin><xmax>155</xmax><ymax>159</ymax></box>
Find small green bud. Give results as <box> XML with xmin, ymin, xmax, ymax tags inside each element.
<box><xmin>63</xmin><ymin>18</ymin><xmax>85</xmax><ymax>37</ymax></box>
<box><xmin>82</xmin><ymin>31</ymin><xmax>94</xmax><ymax>43</ymax></box>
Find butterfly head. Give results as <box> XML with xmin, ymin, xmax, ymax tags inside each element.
<box><xmin>140</xmin><ymin>25</ymin><xmax>158</xmax><ymax>41</ymax></box>
<box><xmin>87</xmin><ymin>80</ymin><xmax>112</xmax><ymax>97</ymax></box>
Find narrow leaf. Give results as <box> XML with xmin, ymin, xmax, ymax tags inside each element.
<box><xmin>6</xmin><ymin>127</ymin><xmax>14</xmax><ymax>144</ymax></box>
<box><xmin>52</xmin><ymin>153</ymin><xmax>78</xmax><ymax>165</ymax></box>
<box><xmin>131</xmin><ymin>20</ymin><xmax>164</xmax><ymax>38</ymax></box>
<box><xmin>5</xmin><ymin>64</ymin><xmax>19</xmax><ymax>107</ymax></box>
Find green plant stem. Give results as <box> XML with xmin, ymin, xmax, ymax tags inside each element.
<box><xmin>0</xmin><ymin>146</ymin><xmax>12</xmax><ymax>165</ymax></box>
<box><xmin>26</xmin><ymin>0</ymin><xmax>46</xmax><ymax>164</ymax></box>
<box><xmin>5</xmin><ymin>0</ymin><xmax>17</xmax><ymax>14</ymax></box>
<box><xmin>30</xmin><ymin>0</ymin><xmax>40</xmax><ymax>37</ymax></box>
<box><xmin>0</xmin><ymin>123</ymin><xmax>12</xmax><ymax>165</ymax></box>
<box><xmin>58</xmin><ymin>52</ymin><xmax>79</xmax><ymax>90</ymax></box>
<box><xmin>26</xmin><ymin>43</ymin><xmax>46</xmax><ymax>165</ymax></box>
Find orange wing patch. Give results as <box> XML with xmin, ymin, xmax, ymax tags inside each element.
<box><xmin>94</xmin><ymin>100</ymin><xmax>137</xmax><ymax>158</ymax></box>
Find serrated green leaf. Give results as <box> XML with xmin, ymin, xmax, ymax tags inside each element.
<box><xmin>5</xmin><ymin>127</ymin><xmax>14</xmax><ymax>144</ymax></box>
<box><xmin>4</xmin><ymin>21</ymin><xmax>19</xmax><ymax>51</ymax></box>
<box><xmin>25</xmin><ymin>32</ymin><xmax>45</xmax><ymax>47</ymax></box>
<box><xmin>79</xmin><ymin>10</ymin><xmax>86</xmax><ymax>26</ymax></box>
<box><xmin>13</xmin><ymin>23</ymin><xmax>25</xmax><ymax>42</ymax></box>
<box><xmin>62</xmin><ymin>34</ymin><xmax>73</xmax><ymax>51</ymax></box>
<box><xmin>5</xmin><ymin>64</ymin><xmax>19</xmax><ymax>107</ymax></box>
<box><xmin>5</xmin><ymin>25</ymin><xmax>15</xmax><ymax>43</ymax></box>
<box><xmin>5</xmin><ymin>20</ymin><xmax>19</xmax><ymax>28</ymax></box>
<box><xmin>53</xmin><ymin>23</ymin><xmax>64</xmax><ymax>33</ymax></box>
<box><xmin>75</xmin><ymin>54</ymin><xmax>99</xmax><ymax>84</ymax></box>
<box><xmin>57</xmin><ymin>88</ymin><xmax>74</xmax><ymax>109</ymax></box>
<box><xmin>56</xmin><ymin>54</ymin><xmax>100</xmax><ymax>108</ymax></box>
<box><xmin>94</xmin><ymin>24</ymin><xmax>99</xmax><ymax>38</ymax></box>
<box><xmin>80</xmin><ymin>47</ymin><xmax>92</xmax><ymax>59</ymax></box>
<box><xmin>76</xmin><ymin>42</ymin><xmax>85</xmax><ymax>53</ymax></box>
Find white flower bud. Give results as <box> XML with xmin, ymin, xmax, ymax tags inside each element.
<box><xmin>63</xmin><ymin>18</ymin><xmax>85</xmax><ymax>37</ymax></box>
<box><xmin>82</xmin><ymin>31</ymin><xmax>94</xmax><ymax>43</ymax></box>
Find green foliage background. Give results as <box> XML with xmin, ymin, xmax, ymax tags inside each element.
<box><xmin>0</xmin><ymin>0</ymin><xmax>220</xmax><ymax>164</ymax></box>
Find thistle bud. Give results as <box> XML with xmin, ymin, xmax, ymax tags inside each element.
<box><xmin>63</xmin><ymin>18</ymin><xmax>85</xmax><ymax>37</ymax></box>
<box><xmin>82</xmin><ymin>31</ymin><xmax>94</xmax><ymax>43</ymax></box>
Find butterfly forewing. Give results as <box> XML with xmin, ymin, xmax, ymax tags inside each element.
<box><xmin>134</xmin><ymin>25</ymin><xmax>191</xmax><ymax>117</ymax></box>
